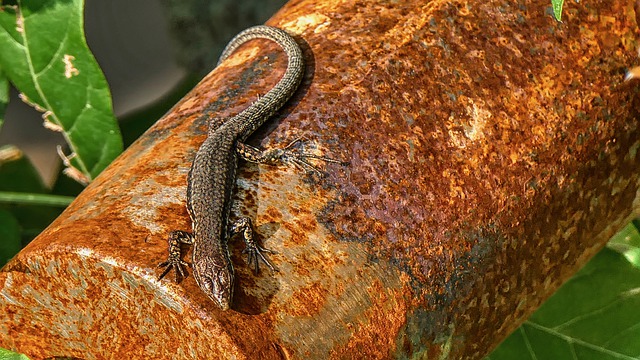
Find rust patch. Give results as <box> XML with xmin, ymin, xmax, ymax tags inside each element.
<box><xmin>284</xmin><ymin>281</ymin><xmax>329</xmax><ymax>317</ymax></box>
<box><xmin>331</xmin><ymin>278</ymin><xmax>409</xmax><ymax>359</ymax></box>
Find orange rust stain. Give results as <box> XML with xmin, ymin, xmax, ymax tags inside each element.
<box><xmin>281</xmin><ymin>221</ymin><xmax>311</xmax><ymax>246</ymax></box>
<box><xmin>282</xmin><ymin>281</ymin><xmax>329</xmax><ymax>317</ymax></box>
<box><xmin>331</xmin><ymin>279</ymin><xmax>408</xmax><ymax>359</ymax></box>
<box><xmin>263</xmin><ymin>206</ymin><xmax>283</xmax><ymax>222</ymax></box>
<box><xmin>293</xmin><ymin>213</ymin><xmax>318</xmax><ymax>233</ymax></box>
<box><xmin>295</xmin><ymin>0</ymin><xmax>640</xmax><ymax>357</ymax></box>
<box><xmin>291</xmin><ymin>254</ymin><xmax>312</xmax><ymax>278</ymax></box>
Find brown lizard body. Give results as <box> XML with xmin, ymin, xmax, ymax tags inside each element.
<box><xmin>158</xmin><ymin>25</ymin><xmax>343</xmax><ymax>310</ymax></box>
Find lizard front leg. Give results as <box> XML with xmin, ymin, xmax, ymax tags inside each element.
<box><xmin>158</xmin><ymin>230</ymin><xmax>194</xmax><ymax>281</ymax></box>
<box><xmin>236</xmin><ymin>139</ymin><xmax>347</xmax><ymax>175</ymax></box>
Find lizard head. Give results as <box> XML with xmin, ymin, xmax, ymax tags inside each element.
<box><xmin>193</xmin><ymin>259</ymin><xmax>234</xmax><ymax>310</ymax></box>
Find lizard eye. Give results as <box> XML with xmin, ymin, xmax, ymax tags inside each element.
<box><xmin>193</xmin><ymin>261</ymin><xmax>234</xmax><ymax>310</ymax></box>
<box><xmin>211</xmin><ymin>272</ymin><xmax>233</xmax><ymax>310</ymax></box>
<box><xmin>202</xmin><ymin>266</ymin><xmax>234</xmax><ymax>310</ymax></box>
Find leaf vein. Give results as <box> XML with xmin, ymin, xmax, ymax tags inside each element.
<box><xmin>526</xmin><ymin>321</ymin><xmax>637</xmax><ymax>359</ymax></box>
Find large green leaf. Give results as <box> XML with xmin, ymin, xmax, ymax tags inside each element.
<box><xmin>0</xmin><ymin>0</ymin><xmax>122</xmax><ymax>183</ymax></box>
<box><xmin>0</xmin><ymin>347</ymin><xmax>29</xmax><ymax>360</ymax></box>
<box><xmin>0</xmin><ymin>65</ymin><xmax>7</xmax><ymax>130</ymax></box>
<box><xmin>487</xmin><ymin>229</ymin><xmax>640</xmax><ymax>359</ymax></box>
<box><xmin>608</xmin><ymin>221</ymin><xmax>640</xmax><ymax>268</ymax></box>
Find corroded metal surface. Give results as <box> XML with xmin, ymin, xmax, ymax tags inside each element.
<box><xmin>1</xmin><ymin>0</ymin><xmax>640</xmax><ymax>358</ymax></box>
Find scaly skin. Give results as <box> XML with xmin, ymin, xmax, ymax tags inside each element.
<box><xmin>158</xmin><ymin>26</ymin><xmax>305</xmax><ymax>310</ymax></box>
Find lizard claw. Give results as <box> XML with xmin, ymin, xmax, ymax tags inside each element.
<box><xmin>158</xmin><ymin>257</ymin><xmax>190</xmax><ymax>282</ymax></box>
<box><xmin>242</xmin><ymin>245</ymin><xmax>277</xmax><ymax>274</ymax></box>
<box><xmin>281</xmin><ymin>137</ymin><xmax>349</xmax><ymax>176</ymax></box>
<box><xmin>289</xmin><ymin>153</ymin><xmax>348</xmax><ymax>176</ymax></box>
<box><xmin>231</xmin><ymin>217</ymin><xmax>277</xmax><ymax>274</ymax></box>
<box><xmin>236</xmin><ymin>137</ymin><xmax>348</xmax><ymax>176</ymax></box>
<box><xmin>157</xmin><ymin>230</ymin><xmax>194</xmax><ymax>282</ymax></box>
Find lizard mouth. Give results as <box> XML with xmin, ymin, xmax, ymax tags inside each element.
<box><xmin>194</xmin><ymin>263</ymin><xmax>234</xmax><ymax>310</ymax></box>
<box><xmin>211</xmin><ymin>280</ymin><xmax>232</xmax><ymax>310</ymax></box>
<box><xmin>211</xmin><ymin>291</ymin><xmax>231</xmax><ymax>311</ymax></box>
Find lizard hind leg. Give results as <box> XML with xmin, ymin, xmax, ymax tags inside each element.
<box><xmin>157</xmin><ymin>230</ymin><xmax>194</xmax><ymax>282</ymax></box>
<box><xmin>230</xmin><ymin>217</ymin><xmax>277</xmax><ymax>273</ymax></box>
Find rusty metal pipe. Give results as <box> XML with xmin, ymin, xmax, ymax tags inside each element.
<box><xmin>1</xmin><ymin>0</ymin><xmax>640</xmax><ymax>358</ymax></box>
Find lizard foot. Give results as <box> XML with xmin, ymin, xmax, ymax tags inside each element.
<box><xmin>243</xmin><ymin>244</ymin><xmax>277</xmax><ymax>274</ymax></box>
<box><xmin>280</xmin><ymin>137</ymin><xmax>349</xmax><ymax>175</ymax></box>
<box><xmin>158</xmin><ymin>256</ymin><xmax>190</xmax><ymax>282</ymax></box>
<box><xmin>237</xmin><ymin>137</ymin><xmax>348</xmax><ymax>176</ymax></box>
<box><xmin>231</xmin><ymin>217</ymin><xmax>278</xmax><ymax>274</ymax></box>
<box><xmin>157</xmin><ymin>230</ymin><xmax>193</xmax><ymax>282</ymax></box>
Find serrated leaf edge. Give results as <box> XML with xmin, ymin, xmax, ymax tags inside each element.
<box><xmin>14</xmin><ymin>0</ymin><xmax>93</xmax><ymax>180</ymax></box>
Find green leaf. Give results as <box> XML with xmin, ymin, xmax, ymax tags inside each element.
<box><xmin>0</xmin><ymin>65</ymin><xmax>7</xmax><ymax>130</ymax></box>
<box><xmin>551</xmin><ymin>0</ymin><xmax>564</xmax><ymax>21</ymax></box>
<box><xmin>0</xmin><ymin>0</ymin><xmax>123</xmax><ymax>184</ymax></box>
<box><xmin>0</xmin><ymin>347</ymin><xmax>30</xmax><ymax>360</ymax></box>
<box><xmin>487</xmin><ymin>247</ymin><xmax>640</xmax><ymax>359</ymax></box>
<box><xmin>607</xmin><ymin>221</ymin><xmax>640</xmax><ymax>268</ymax></box>
<box><xmin>0</xmin><ymin>208</ymin><xmax>21</xmax><ymax>267</ymax></box>
<box><xmin>0</xmin><ymin>348</ymin><xmax>30</xmax><ymax>360</ymax></box>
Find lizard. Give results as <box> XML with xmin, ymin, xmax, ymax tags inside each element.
<box><xmin>158</xmin><ymin>25</ymin><xmax>343</xmax><ymax>310</ymax></box>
